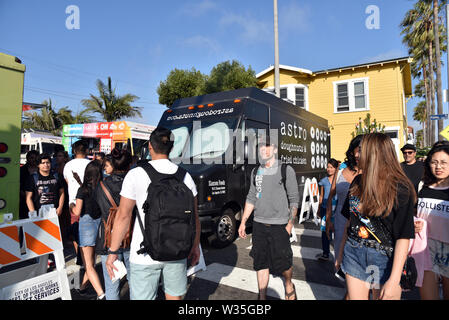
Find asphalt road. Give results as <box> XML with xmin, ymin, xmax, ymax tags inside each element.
<box><xmin>66</xmin><ymin>220</ymin><xmax>420</xmax><ymax>301</ymax></box>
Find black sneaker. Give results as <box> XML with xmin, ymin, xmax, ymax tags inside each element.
<box><xmin>97</xmin><ymin>294</ymin><xmax>106</xmax><ymax>300</ymax></box>
<box><xmin>316</xmin><ymin>253</ymin><xmax>329</xmax><ymax>261</ymax></box>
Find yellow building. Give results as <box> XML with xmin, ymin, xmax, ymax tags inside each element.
<box><xmin>256</xmin><ymin>57</ymin><xmax>413</xmax><ymax>162</ymax></box>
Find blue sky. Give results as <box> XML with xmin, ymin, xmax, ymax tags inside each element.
<box><xmin>1</xmin><ymin>0</ymin><xmax>447</xmax><ymax>133</ymax></box>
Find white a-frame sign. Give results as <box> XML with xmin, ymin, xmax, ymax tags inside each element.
<box><xmin>298</xmin><ymin>177</ymin><xmax>320</xmax><ymax>225</ymax></box>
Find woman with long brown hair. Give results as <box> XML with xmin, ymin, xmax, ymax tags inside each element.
<box><xmin>337</xmin><ymin>133</ymin><xmax>415</xmax><ymax>300</ymax></box>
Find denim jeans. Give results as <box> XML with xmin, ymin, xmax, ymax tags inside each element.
<box><xmin>100</xmin><ymin>249</ymin><xmax>131</xmax><ymax>300</ymax></box>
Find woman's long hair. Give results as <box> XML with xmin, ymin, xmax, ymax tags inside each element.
<box><xmin>79</xmin><ymin>160</ymin><xmax>103</xmax><ymax>196</ymax></box>
<box><xmin>345</xmin><ymin>135</ymin><xmax>364</xmax><ymax>172</ymax></box>
<box><xmin>423</xmin><ymin>141</ymin><xmax>449</xmax><ymax>186</ymax></box>
<box><xmin>350</xmin><ymin>133</ymin><xmax>416</xmax><ymax>218</ymax></box>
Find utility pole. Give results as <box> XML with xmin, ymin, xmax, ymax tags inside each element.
<box><xmin>446</xmin><ymin>4</ymin><xmax>449</xmax><ymax>125</ymax></box>
<box><xmin>274</xmin><ymin>0</ymin><xmax>280</xmax><ymax>98</ymax></box>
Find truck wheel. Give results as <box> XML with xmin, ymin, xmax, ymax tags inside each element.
<box><xmin>208</xmin><ymin>209</ymin><xmax>237</xmax><ymax>248</ymax></box>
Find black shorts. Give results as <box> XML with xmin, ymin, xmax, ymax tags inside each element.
<box><xmin>249</xmin><ymin>221</ymin><xmax>293</xmax><ymax>275</ymax></box>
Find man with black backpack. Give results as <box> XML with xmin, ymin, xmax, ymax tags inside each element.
<box><xmin>105</xmin><ymin>127</ymin><xmax>200</xmax><ymax>300</ymax></box>
<box><xmin>238</xmin><ymin>135</ymin><xmax>299</xmax><ymax>300</ymax></box>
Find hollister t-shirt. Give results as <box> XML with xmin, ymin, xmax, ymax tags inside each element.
<box><xmin>120</xmin><ymin>159</ymin><xmax>198</xmax><ymax>266</ymax></box>
<box><xmin>416</xmin><ymin>185</ymin><xmax>449</xmax><ymax>244</ymax></box>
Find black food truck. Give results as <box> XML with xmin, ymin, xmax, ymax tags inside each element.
<box><xmin>148</xmin><ymin>87</ymin><xmax>330</xmax><ymax>248</ymax></box>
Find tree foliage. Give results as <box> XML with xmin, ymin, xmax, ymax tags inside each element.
<box><xmin>157</xmin><ymin>60</ymin><xmax>257</xmax><ymax>107</ymax></box>
<box><xmin>82</xmin><ymin>76</ymin><xmax>142</xmax><ymax>122</ymax></box>
<box><xmin>204</xmin><ymin>60</ymin><xmax>257</xmax><ymax>94</ymax></box>
<box><xmin>23</xmin><ymin>99</ymin><xmax>96</xmax><ymax>135</ymax></box>
<box><xmin>351</xmin><ymin>113</ymin><xmax>385</xmax><ymax>138</ymax></box>
<box><xmin>157</xmin><ymin>68</ymin><xmax>206</xmax><ymax>107</ymax></box>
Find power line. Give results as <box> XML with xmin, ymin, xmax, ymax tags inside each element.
<box><xmin>24</xmin><ymin>86</ymin><xmax>164</xmax><ymax>108</ymax></box>
<box><xmin>0</xmin><ymin>47</ymin><xmax>158</xmax><ymax>90</ymax></box>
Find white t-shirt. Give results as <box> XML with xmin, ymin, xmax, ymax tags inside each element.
<box><xmin>63</xmin><ymin>158</ymin><xmax>91</xmax><ymax>205</ymax></box>
<box><xmin>120</xmin><ymin>159</ymin><xmax>198</xmax><ymax>265</ymax></box>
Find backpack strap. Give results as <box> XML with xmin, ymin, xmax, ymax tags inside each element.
<box><xmin>173</xmin><ymin>167</ymin><xmax>187</xmax><ymax>183</ymax></box>
<box><xmin>100</xmin><ymin>181</ymin><xmax>117</xmax><ymax>209</ymax></box>
<box><xmin>251</xmin><ymin>165</ymin><xmax>260</xmax><ymax>187</ymax></box>
<box><xmin>32</xmin><ymin>172</ymin><xmax>38</xmax><ymax>186</ymax></box>
<box><xmin>281</xmin><ymin>163</ymin><xmax>287</xmax><ymax>189</ymax></box>
<box><xmin>139</xmin><ymin>161</ymin><xmax>163</xmax><ymax>184</ymax></box>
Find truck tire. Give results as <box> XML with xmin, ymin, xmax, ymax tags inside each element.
<box><xmin>208</xmin><ymin>209</ymin><xmax>237</xmax><ymax>248</ymax></box>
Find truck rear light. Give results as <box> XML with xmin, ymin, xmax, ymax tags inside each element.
<box><xmin>207</xmin><ymin>104</ymin><xmax>214</xmax><ymax>107</ymax></box>
<box><xmin>198</xmin><ymin>105</ymin><xmax>204</xmax><ymax>109</ymax></box>
<box><xmin>0</xmin><ymin>199</ymin><xmax>5</xmax><ymax>210</ymax></box>
<box><xmin>0</xmin><ymin>167</ymin><xmax>6</xmax><ymax>177</ymax></box>
<box><xmin>0</xmin><ymin>143</ymin><xmax>7</xmax><ymax>153</ymax></box>
<box><xmin>234</xmin><ymin>99</ymin><xmax>241</xmax><ymax>103</ymax></box>
<box><xmin>188</xmin><ymin>106</ymin><xmax>195</xmax><ymax>110</ymax></box>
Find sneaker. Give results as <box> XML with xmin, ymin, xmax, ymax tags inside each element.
<box><xmin>97</xmin><ymin>294</ymin><xmax>106</xmax><ymax>300</ymax></box>
<box><xmin>317</xmin><ymin>253</ymin><xmax>329</xmax><ymax>261</ymax></box>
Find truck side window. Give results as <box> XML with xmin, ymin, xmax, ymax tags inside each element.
<box><xmin>244</xmin><ymin>102</ymin><xmax>268</xmax><ymax>123</ymax></box>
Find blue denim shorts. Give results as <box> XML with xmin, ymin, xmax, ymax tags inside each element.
<box><xmin>341</xmin><ymin>237</ymin><xmax>393</xmax><ymax>287</ymax></box>
<box><xmin>129</xmin><ymin>260</ymin><xmax>188</xmax><ymax>300</ymax></box>
<box><xmin>78</xmin><ymin>214</ymin><xmax>100</xmax><ymax>247</ymax></box>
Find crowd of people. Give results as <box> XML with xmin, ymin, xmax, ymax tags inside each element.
<box><xmin>312</xmin><ymin>135</ymin><xmax>448</xmax><ymax>300</ymax></box>
<box><xmin>18</xmin><ymin>128</ymin><xmax>449</xmax><ymax>301</ymax></box>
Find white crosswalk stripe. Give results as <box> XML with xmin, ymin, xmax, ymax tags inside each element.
<box><xmin>193</xmin><ymin>223</ymin><xmax>346</xmax><ymax>300</ymax></box>
<box><xmin>192</xmin><ymin>263</ymin><xmax>345</xmax><ymax>300</ymax></box>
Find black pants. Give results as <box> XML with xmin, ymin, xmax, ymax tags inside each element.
<box><xmin>249</xmin><ymin>221</ymin><xmax>293</xmax><ymax>276</ymax></box>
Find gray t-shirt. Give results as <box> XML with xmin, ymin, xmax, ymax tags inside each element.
<box><xmin>246</xmin><ymin>161</ymin><xmax>299</xmax><ymax>225</ymax></box>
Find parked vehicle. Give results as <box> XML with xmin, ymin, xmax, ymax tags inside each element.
<box><xmin>20</xmin><ymin>131</ymin><xmax>63</xmax><ymax>165</ymax></box>
<box><xmin>144</xmin><ymin>87</ymin><xmax>330</xmax><ymax>248</ymax></box>
<box><xmin>0</xmin><ymin>52</ymin><xmax>25</xmax><ymax>220</ymax></box>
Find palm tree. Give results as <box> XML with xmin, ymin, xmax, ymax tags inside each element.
<box><xmin>23</xmin><ymin>99</ymin><xmax>96</xmax><ymax>135</ymax></box>
<box><xmin>400</xmin><ymin>0</ymin><xmax>447</xmax><ymax>145</ymax></box>
<box><xmin>413</xmin><ymin>101</ymin><xmax>428</xmax><ymax>143</ymax></box>
<box><xmin>81</xmin><ymin>77</ymin><xmax>142</xmax><ymax>122</ymax></box>
<box><xmin>23</xmin><ymin>99</ymin><xmax>60</xmax><ymax>135</ymax></box>
<box><xmin>432</xmin><ymin>0</ymin><xmax>445</xmax><ymax>140</ymax></box>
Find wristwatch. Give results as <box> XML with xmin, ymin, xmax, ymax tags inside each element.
<box><xmin>108</xmin><ymin>249</ymin><xmax>120</xmax><ymax>255</ymax></box>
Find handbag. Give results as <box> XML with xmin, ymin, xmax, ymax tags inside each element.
<box><xmin>400</xmin><ymin>238</ymin><xmax>417</xmax><ymax>291</ymax></box>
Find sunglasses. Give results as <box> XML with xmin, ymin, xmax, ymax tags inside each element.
<box><xmin>402</xmin><ymin>151</ymin><xmax>414</xmax><ymax>155</ymax></box>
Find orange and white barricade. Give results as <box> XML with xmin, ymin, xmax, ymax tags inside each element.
<box><xmin>0</xmin><ymin>207</ymin><xmax>71</xmax><ymax>300</ymax></box>
<box><xmin>299</xmin><ymin>177</ymin><xmax>320</xmax><ymax>225</ymax></box>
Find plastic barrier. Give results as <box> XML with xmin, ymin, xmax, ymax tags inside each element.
<box><xmin>0</xmin><ymin>206</ymin><xmax>71</xmax><ymax>300</ymax></box>
<box><xmin>298</xmin><ymin>178</ymin><xmax>320</xmax><ymax>225</ymax></box>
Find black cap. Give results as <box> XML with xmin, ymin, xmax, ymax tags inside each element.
<box><xmin>400</xmin><ymin>144</ymin><xmax>416</xmax><ymax>152</ymax></box>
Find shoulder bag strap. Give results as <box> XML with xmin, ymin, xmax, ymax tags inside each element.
<box><xmin>100</xmin><ymin>181</ymin><xmax>117</xmax><ymax>209</ymax></box>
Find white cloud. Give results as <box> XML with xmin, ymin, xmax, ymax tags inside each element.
<box><xmin>181</xmin><ymin>35</ymin><xmax>220</xmax><ymax>54</ymax></box>
<box><xmin>180</xmin><ymin>0</ymin><xmax>218</xmax><ymax>17</ymax></box>
<box><xmin>359</xmin><ymin>49</ymin><xmax>408</xmax><ymax>64</ymax></box>
<box><xmin>279</xmin><ymin>2</ymin><xmax>310</xmax><ymax>33</ymax></box>
<box><xmin>219</xmin><ymin>12</ymin><xmax>271</xmax><ymax>44</ymax></box>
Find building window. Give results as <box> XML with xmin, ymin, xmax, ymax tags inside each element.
<box><xmin>336</xmin><ymin>83</ymin><xmax>349</xmax><ymax>112</ymax></box>
<box><xmin>295</xmin><ymin>87</ymin><xmax>305</xmax><ymax>108</ymax></box>
<box><xmin>280</xmin><ymin>88</ymin><xmax>287</xmax><ymax>99</ymax></box>
<box><xmin>263</xmin><ymin>85</ymin><xmax>308</xmax><ymax>110</ymax></box>
<box><xmin>334</xmin><ymin>78</ymin><xmax>369</xmax><ymax>113</ymax></box>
